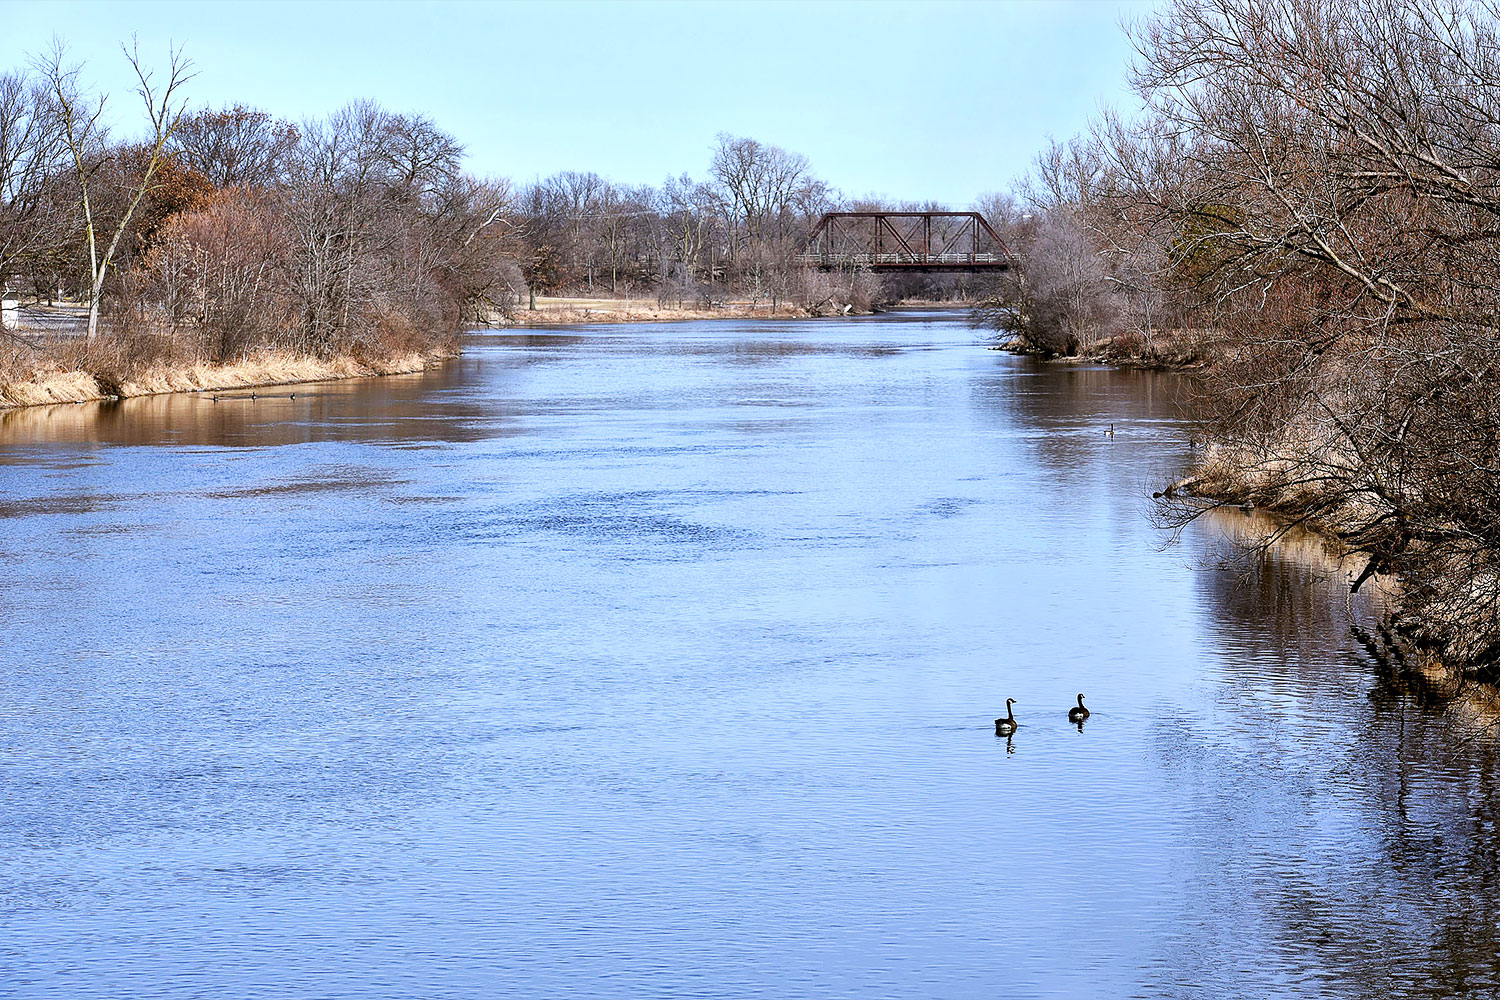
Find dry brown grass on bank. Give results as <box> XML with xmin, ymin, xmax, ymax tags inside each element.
<box><xmin>1087</xmin><ymin>327</ymin><xmax>1221</xmax><ymax>368</ymax></box>
<box><xmin>888</xmin><ymin>299</ymin><xmax>970</xmax><ymax>309</ymax></box>
<box><xmin>0</xmin><ymin>335</ymin><xmax>110</xmax><ymax>406</ymax></box>
<box><xmin>1173</xmin><ymin>439</ymin><xmax>1391</xmax><ymax>560</ymax></box>
<box><xmin>990</xmin><ymin>325</ymin><xmax>1224</xmax><ymax>369</ymax></box>
<box><xmin>111</xmin><ymin>350</ymin><xmax>448</xmax><ymax>397</ymax></box>
<box><xmin>0</xmin><ymin>339</ymin><xmax>454</xmax><ymax>410</ymax></box>
<box><xmin>495</xmin><ymin>296</ymin><xmax>826</xmax><ymax>327</ymax></box>
<box><xmin>0</xmin><ymin>308</ymin><xmax>463</xmax><ymax>410</ymax></box>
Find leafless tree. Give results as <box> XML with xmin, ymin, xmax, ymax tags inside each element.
<box><xmin>45</xmin><ymin>38</ymin><xmax>193</xmax><ymax>338</ymax></box>
<box><xmin>167</xmin><ymin>104</ymin><xmax>295</xmax><ymax>188</ymax></box>
<box><xmin>710</xmin><ymin>133</ymin><xmax>821</xmax><ymax>301</ymax></box>
<box><xmin>0</xmin><ymin>69</ymin><xmax>71</xmax><ymax>299</ymax></box>
<box><xmin>654</xmin><ymin>173</ymin><xmax>720</xmax><ymax>294</ymax></box>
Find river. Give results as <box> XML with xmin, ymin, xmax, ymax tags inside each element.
<box><xmin>1</xmin><ymin>313</ymin><xmax>1496</xmax><ymax>998</ymax></box>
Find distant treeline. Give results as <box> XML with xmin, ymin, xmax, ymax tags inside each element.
<box><xmin>510</xmin><ymin>140</ymin><xmax>990</xmax><ymax>310</ymax></box>
<box><xmin>0</xmin><ymin>45</ymin><xmax>995</xmax><ymax>368</ymax></box>
<box><xmin>981</xmin><ymin>0</ymin><xmax>1500</xmax><ymax>679</ymax></box>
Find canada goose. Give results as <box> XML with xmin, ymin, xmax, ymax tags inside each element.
<box><xmin>994</xmin><ymin>698</ymin><xmax>1018</xmax><ymax>736</ymax></box>
<box><xmin>1105</xmin><ymin>423</ymin><xmax>1115</xmax><ymax>437</ymax></box>
<box><xmin>1068</xmin><ymin>693</ymin><xmax>1090</xmax><ymax>722</ymax></box>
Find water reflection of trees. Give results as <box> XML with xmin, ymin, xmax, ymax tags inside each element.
<box><xmin>968</xmin><ymin>361</ymin><xmax>1194</xmax><ymax>480</ymax></box>
<box><xmin>1168</xmin><ymin>511</ymin><xmax>1500</xmax><ymax>997</ymax></box>
<box><xmin>0</xmin><ymin>363</ymin><xmax>506</xmax><ymax>449</ymax></box>
<box><xmin>971</xmin><ymin>360</ymin><xmax>1190</xmax><ymax>428</ymax></box>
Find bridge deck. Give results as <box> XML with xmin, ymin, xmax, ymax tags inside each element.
<box><xmin>794</xmin><ymin>252</ymin><xmax>1008</xmax><ymax>272</ymax></box>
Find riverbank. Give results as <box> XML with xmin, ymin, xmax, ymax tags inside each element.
<box><xmin>988</xmin><ymin>320</ymin><xmax>1500</xmax><ymax>694</ymax></box>
<box><xmin>1162</xmin><ymin>436</ymin><xmax>1499</xmax><ymax>693</ymax></box>
<box><xmin>495</xmin><ymin>294</ymin><xmax>900</xmax><ymax>327</ymax></box>
<box><xmin>1219</xmin><ymin>502</ymin><xmax>1500</xmax><ymax>747</ymax></box>
<box><xmin>0</xmin><ymin>347</ymin><xmax>455</xmax><ymax>410</ymax></box>
<box><xmin>989</xmin><ymin>326</ymin><xmax>1216</xmax><ymax>370</ymax></box>
<box><xmin>1195</xmin><ymin>505</ymin><xmax>1477</xmax><ymax>701</ymax></box>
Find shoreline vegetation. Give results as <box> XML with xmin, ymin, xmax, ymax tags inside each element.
<box><xmin>974</xmin><ymin>0</ymin><xmax>1500</xmax><ymax>689</ymax></box>
<box><xmin>999</xmin><ymin>327</ymin><xmax>1499</xmax><ymax>700</ymax></box>
<box><xmin>0</xmin><ymin>295</ymin><xmax>921</xmax><ymax>411</ymax></box>
<box><xmin>1005</xmin><ymin>322</ymin><xmax>1497</xmax><ymax>703</ymax></box>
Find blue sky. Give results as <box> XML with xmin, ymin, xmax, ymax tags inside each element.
<box><xmin>3</xmin><ymin>0</ymin><xmax>1152</xmax><ymax>206</ymax></box>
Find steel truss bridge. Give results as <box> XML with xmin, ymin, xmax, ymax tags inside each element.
<box><xmin>796</xmin><ymin>212</ymin><xmax>1011</xmax><ymax>272</ymax></box>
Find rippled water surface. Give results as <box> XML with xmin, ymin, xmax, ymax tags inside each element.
<box><xmin>2</xmin><ymin>314</ymin><xmax>1497</xmax><ymax>998</ymax></box>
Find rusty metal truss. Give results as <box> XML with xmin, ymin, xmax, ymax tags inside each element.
<box><xmin>796</xmin><ymin>212</ymin><xmax>1012</xmax><ymax>271</ymax></box>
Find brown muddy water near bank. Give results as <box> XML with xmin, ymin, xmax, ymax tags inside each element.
<box><xmin>2</xmin><ymin>313</ymin><xmax>1498</xmax><ymax>999</ymax></box>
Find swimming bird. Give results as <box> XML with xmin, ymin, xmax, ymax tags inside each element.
<box><xmin>1068</xmin><ymin>693</ymin><xmax>1090</xmax><ymax>722</ymax></box>
<box><xmin>1105</xmin><ymin>423</ymin><xmax>1115</xmax><ymax>438</ymax></box>
<box><xmin>995</xmin><ymin>698</ymin><xmax>1018</xmax><ymax>736</ymax></box>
